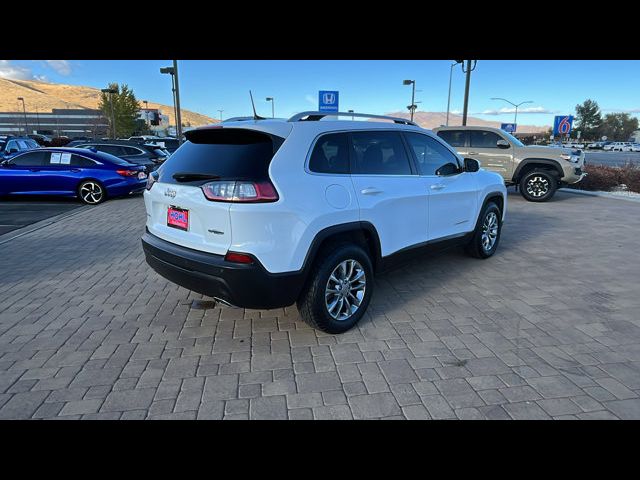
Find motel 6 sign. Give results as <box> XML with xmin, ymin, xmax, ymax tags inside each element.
<box><xmin>553</xmin><ymin>115</ymin><xmax>574</xmax><ymax>136</ymax></box>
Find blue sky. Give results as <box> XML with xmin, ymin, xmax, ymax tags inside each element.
<box><xmin>2</xmin><ymin>60</ymin><xmax>639</xmax><ymax>126</ymax></box>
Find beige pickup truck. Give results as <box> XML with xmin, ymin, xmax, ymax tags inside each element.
<box><xmin>433</xmin><ymin>126</ymin><xmax>586</xmax><ymax>202</ymax></box>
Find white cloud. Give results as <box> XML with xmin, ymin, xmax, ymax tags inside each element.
<box><xmin>478</xmin><ymin>106</ymin><xmax>556</xmax><ymax>115</ymax></box>
<box><xmin>45</xmin><ymin>60</ymin><xmax>72</xmax><ymax>75</ymax></box>
<box><xmin>0</xmin><ymin>60</ymin><xmax>33</xmax><ymax>80</ymax></box>
<box><xmin>602</xmin><ymin>107</ymin><xmax>640</xmax><ymax>113</ymax></box>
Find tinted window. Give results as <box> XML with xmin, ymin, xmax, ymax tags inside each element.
<box><xmin>469</xmin><ymin>130</ymin><xmax>503</xmax><ymax>148</ymax></box>
<box><xmin>93</xmin><ymin>152</ymin><xmax>132</xmax><ymax>166</ymax></box>
<box><xmin>158</xmin><ymin>128</ymin><xmax>283</xmax><ymax>185</ymax></box>
<box><xmin>0</xmin><ymin>141</ymin><xmax>5</xmax><ymax>152</ymax></box>
<box><xmin>95</xmin><ymin>145</ymin><xmax>125</xmax><ymax>156</ymax></box>
<box><xmin>437</xmin><ymin>130</ymin><xmax>466</xmax><ymax>147</ymax></box>
<box><xmin>11</xmin><ymin>151</ymin><xmax>48</xmax><ymax>166</ymax></box>
<box><xmin>309</xmin><ymin>133</ymin><xmax>350</xmax><ymax>174</ymax></box>
<box><xmin>405</xmin><ymin>133</ymin><xmax>460</xmax><ymax>176</ymax></box>
<box><xmin>6</xmin><ymin>140</ymin><xmax>19</xmax><ymax>152</ymax></box>
<box><xmin>17</xmin><ymin>140</ymin><xmax>30</xmax><ymax>150</ymax></box>
<box><xmin>70</xmin><ymin>155</ymin><xmax>97</xmax><ymax>167</ymax></box>
<box><xmin>351</xmin><ymin>131</ymin><xmax>412</xmax><ymax>175</ymax></box>
<box><xmin>122</xmin><ymin>146</ymin><xmax>143</xmax><ymax>156</ymax></box>
<box><xmin>25</xmin><ymin>139</ymin><xmax>39</xmax><ymax>148</ymax></box>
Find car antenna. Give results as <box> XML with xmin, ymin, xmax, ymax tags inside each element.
<box><xmin>249</xmin><ymin>90</ymin><xmax>266</xmax><ymax>120</ymax></box>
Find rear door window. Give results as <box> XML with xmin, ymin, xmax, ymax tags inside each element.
<box><xmin>96</xmin><ymin>145</ymin><xmax>125</xmax><ymax>156</ymax></box>
<box><xmin>309</xmin><ymin>133</ymin><xmax>350</xmax><ymax>174</ymax></box>
<box><xmin>437</xmin><ymin>130</ymin><xmax>467</xmax><ymax>147</ymax></box>
<box><xmin>70</xmin><ymin>155</ymin><xmax>97</xmax><ymax>167</ymax></box>
<box><xmin>351</xmin><ymin>131</ymin><xmax>412</xmax><ymax>175</ymax></box>
<box><xmin>157</xmin><ymin>128</ymin><xmax>284</xmax><ymax>185</ymax></box>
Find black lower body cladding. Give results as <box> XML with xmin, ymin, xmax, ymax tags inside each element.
<box><xmin>141</xmin><ymin>231</ymin><xmax>304</xmax><ymax>309</ymax></box>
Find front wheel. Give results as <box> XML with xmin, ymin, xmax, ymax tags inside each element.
<box><xmin>519</xmin><ymin>169</ymin><xmax>557</xmax><ymax>202</ymax></box>
<box><xmin>78</xmin><ymin>180</ymin><xmax>105</xmax><ymax>204</ymax></box>
<box><xmin>297</xmin><ymin>243</ymin><xmax>374</xmax><ymax>334</ymax></box>
<box><xmin>466</xmin><ymin>202</ymin><xmax>502</xmax><ymax>259</ymax></box>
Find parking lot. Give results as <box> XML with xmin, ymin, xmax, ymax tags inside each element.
<box><xmin>0</xmin><ymin>198</ymin><xmax>85</xmax><ymax>237</ymax></box>
<box><xmin>585</xmin><ymin>151</ymin><xmax>640</xmax><ymax>167</ymax></box>
<box><xmin>1</xmin><ymin>190</ymin><xmax>640</xmax><ymax>419</ymax></box>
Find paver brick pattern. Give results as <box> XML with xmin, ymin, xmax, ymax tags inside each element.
<box><xmin>1</xmin><ymin>191</ymin><xmax>640</xmax><ymax>419</ymax></box>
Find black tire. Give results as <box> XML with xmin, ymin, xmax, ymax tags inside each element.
<box><xmin>296</xmin><ymin>242</ymin><xmax>374</xmax><ymax>334</ymax></box>
<box><xmin>466</xmin><ymin>202</ymin><xmax>502</xmax><ymax>259</ymax></box>
<box><xmin>519</xmin><ymin>169</ymin><xmax>557</xmax><ymax>202</ymax></box>
<box><xmin>77</xmin><ymin>180</ymin><xmax>106</xmax><ymax>205</ymax></box>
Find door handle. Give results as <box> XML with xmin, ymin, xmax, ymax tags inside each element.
<box><xmin>467</xmin><ymin>152</ymin><xmax>479</xmax><ymax>155</ymax></box>
<box><xmin>361</xmin><ymin>187</ymin><xmax>383</xmax><ymax>195</ymax></box>
<box><xmin>430</xmin><ymin>184</ymin><xmax>446</xmax><ymax>190</ymax></box>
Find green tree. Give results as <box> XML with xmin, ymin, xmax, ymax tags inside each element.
<box><xmin>98</xmin><ymin>83</ymin><xmax>142</xmax><ymax>138</ymax></box>
<box><xmin>574</xmin><ymin>99</ymin><xmax>602</xmax><ymax>140</ymax></box>
<box><xmin>599</xmin><ymin>113</ymin><xmax>639</xmax><ymax>141</ymax></box>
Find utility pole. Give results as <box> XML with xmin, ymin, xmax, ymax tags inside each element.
<box><xmin>266</xmin><ymin>97</ymin><xmax>275</xmax><ymax>118</ymax></box>
<box><xmin>101</xmin><ymin>87</ymin><xmax>118</xmax><ymax>139</ymax></box>
<box><xmin>446</xmin><ymin>61</ymin><xmax>463</xmax><ymax>126</ymax></box>
<box><xmin>403</xmin><ymin>79</ymin><xmax>416</xmax><ymax>122</ymax></box>
<box><xmin>143</xmin><ymin>100</ymin><xmax>149</xmax><ymax>128</ymax></box>
<box><xmin>17</xmin><ymin>97</ymin><xmax>28</xmax><ymax>135</ymax></box>
<box><xmin>173</xmin><ymin>60</ymin><xmax>183</xmax><ymax>144</ymax></box>
<box><xmin>461</xmin><ymin>60</ymin><xmax>477</xmax><ymax>126</ymax></box>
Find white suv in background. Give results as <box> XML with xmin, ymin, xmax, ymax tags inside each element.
<box><xmin>142</xmin><ymin>112</ymin><xmax>507</xmax><ymax>333</ymax></box>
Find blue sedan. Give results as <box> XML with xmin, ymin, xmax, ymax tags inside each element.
<box><xmin>0</xmin><ymin>147</ymin><xmax>148</xmax><ymax>204</ymax></box>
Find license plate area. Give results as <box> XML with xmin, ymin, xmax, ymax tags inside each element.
<box><xmin>167</xmin><ymin>206</ymin><xmax>189</xmax><ymax>231</ymax></box>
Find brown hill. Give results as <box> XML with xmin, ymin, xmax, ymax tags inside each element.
<box><xmin>386</xmin><ymin>111</ymin><xmax>549</xmax><ymax>134</ymax></box>
<box><xmin>0</xmin><ymin>78</ymin><xmax>217</xmax><ymax>127</ymax></box>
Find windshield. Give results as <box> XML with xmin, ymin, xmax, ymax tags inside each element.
<box><xmin>500</xmin><ymin>131</ymin><xmax>525</xmax><ymax>147</ymax></box>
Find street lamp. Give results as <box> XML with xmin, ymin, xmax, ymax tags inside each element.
<box><xmin>446</xmin><ymin>60</ymin><xmax>463</xmax><ymax>126</ymax></box>
<box><xmin>265</xmin><ymin>97</ymin><xmax>275</xmax><ymax>118</ymax></box>
<box><xmin>403</xmin><ymin>79</ymin><xmax>416</xmax><ymax>122</ymax></box>
<box><xmin>490</xmin><ymin>97</ymin><xmax>533</xmax><ymax>127</ymax></box>
<box><xmin>218</xmin><ymin>109</ymin><xmax>224</xmax><ymax>121</ymax></box>
<box><xmin>143</xmin><ymin>100</ymin><xmax>149</xmax><ymax>128</ymax></box>
<box><xmin>160</xmin><ymin>62</ymin><xmax>183</xmax><ymax>143</ymax></box>
<box><xmin>17</xmin><ymin>97</ymin><xmax>28</xmax><ymax>135</ymax></box>
<box><xmin>101</xmin><ymin>88</ymin><xmax>118</xmax><ymax>139</ymax></box>
<box><xmin>348</xmin><ymin>109</ymin><xmax>354</xmax><ymax>121</ymax></box>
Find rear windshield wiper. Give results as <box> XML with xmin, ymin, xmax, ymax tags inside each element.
<box><xmin>172</xmin><ymin>172</ymin><xmax>221</xmax><ymax>182</ymax></box>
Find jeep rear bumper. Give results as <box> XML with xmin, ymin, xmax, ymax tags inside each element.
<box><xmin>142</xmin><ymin>231</ymin><xmax>305</xmax><ymax>309</ymax></box>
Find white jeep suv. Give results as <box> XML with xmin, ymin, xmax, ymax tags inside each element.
<box><xmin>142</xmin><ymin>112</ymin><xmax>507</xmax><ymax>333</ymax></box>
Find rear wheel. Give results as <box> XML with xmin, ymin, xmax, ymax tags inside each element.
<box><xmin>78</xmin><ymin>180</ymin><xmax>105</xmax><ymax>204</ymax></box>
<box><xmin>297</xmin><ymin>243</ymin><xmax>373</xmax><ymax>334</ymax></box>
<box><xmin>519</xmin><ymin>169</ymin><xmax>557</xmax><ymax>202</ymax></box>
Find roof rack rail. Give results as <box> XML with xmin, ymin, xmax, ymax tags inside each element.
<box><xmin>288</xmin><ymin>111</ymin><xmax>419</xmax><ymax>127</ymax></box>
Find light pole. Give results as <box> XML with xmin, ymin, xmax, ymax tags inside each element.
<box><xmin>446</xmin><ymin>60</ymin><xmax>463</xmax><ymax>126</ymax></box>
<box><xmin>160</xmin><ymin>64</ymin><xmax>183</xmax><ymax>143</ymax></box>
<box><xmin>218</xmin><ymin>109</ymin><xmax>224</xmax><ymax>121</ymax></box>
<box><xmin>348</xmin><ymin>109</ymin><xmax>354</xmax><ymax>120</ymax></box>
<box><xmin>266</xmin><ymin>97</ymin><xmax>275</xmax><ymax>118</ymax></box>
<box><xmin>101</xmin><ymin>87</ymin><xmax>118</xmax><ymax>139</ymax></box>
<box><xmin>403</xmin><ymin>79</ymin><xmax>416</xmax><ymax>122</ymax></box>
<box><xmin>461</xmin><ymin>61</ymin><xmax>477</xmax><ymax>126</ymax></box>
<box><xmin>143</xmin><ymin>100</ymin><xmax>149</xmax><ymax>128</ymax></box>
<box><xmin>17</xmin><ymin>97</ymin><xmax>28</xmax><ymax>135</ymax></box>
<box><xmin>490</xmin><ymin>97</ymin><xmax>533</xmax><ymax>127</ymax></box>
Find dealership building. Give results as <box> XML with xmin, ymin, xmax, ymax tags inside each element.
<box><xmin>0</xmin><ymin>108</ymin><xmax>110</xmax><ymax>137</ymax></box>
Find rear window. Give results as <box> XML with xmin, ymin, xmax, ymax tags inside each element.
<box><xmin>309</xmin><ymin>133</ymin><xmax>350</xmax><ymax>174</ymax></box>
<box><xmin>157</xmin><ymin>128</ymin><xmax>284</xmax><ymax>184</ymax></box>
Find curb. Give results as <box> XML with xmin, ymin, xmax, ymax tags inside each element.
<box><xmin>559</xmin><ymin>188</ymin><xmax>640</xmax><ymax>204</ymax></box>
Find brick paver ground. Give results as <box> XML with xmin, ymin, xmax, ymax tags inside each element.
<box><xmin>1</xmin><ymin>190</ymin><xmax>640</xmax><ymax>419</ymax></box>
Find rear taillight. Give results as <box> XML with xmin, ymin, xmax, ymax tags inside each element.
<box><xmin>224</xmin><ymin>252</ymin><xmax>254</xmax><ymax>264</ymax></box>
<box><xmin>201</xmin><ymin>180</ymin><xmax>278</xmax><ymax>203</ymax></box>
<box><xmin>116</xmin><ymin>169</ymin><xmax>138</xmax><ymax>177</ymax></box>
<box><xmin>146</xmin><ymin>171</ymin><xmax>158</xmax><ymax>190</ymax></box>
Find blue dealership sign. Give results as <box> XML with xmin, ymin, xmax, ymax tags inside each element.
<box><xmin>553</xmin><ymin>115</ymin><xmax>574</xmax><ymax>136</ymax></box>
<box><xmin>319</xmin><ymin>91</ymin><xmax>339</xmax><ymax>113</ymax></box>
<box><xmin>501</xmin><ymin>123</ymin><xmax>517</xmax><ymax>133</ymax></box>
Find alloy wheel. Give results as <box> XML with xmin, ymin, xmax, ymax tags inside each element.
<box><xmin>526</xmin><ymin>175</ymin><xmax>549</xmax><ymax>198</ymax></box>
<box><xmin>80</xmin><ymin>182</ymin><xmax>103</xmax><ymax>204</ymax></box>
<box><xmin>481</xmin><ymin>211</ymin><xmax>499</xmax><ymax>252</ymax></box>
<box><xmin>324</xmin><ymin>259</ymin><xmax>366</xmax><ymax>321</ymax></box>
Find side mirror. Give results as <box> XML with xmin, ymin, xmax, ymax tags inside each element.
<box><xmin>435</xmin><ymin>162</ymin><xmax>460</xmax><ymax>176</ymax></box>
<box><xmin>496</xmin><ymin>139</ymin><xmax>510</xmax><ymax>149</ymax></box>
<box><xmin>464</xmin><ymin>158</ymin><xmax>480</xmax><ymax>172</ymax></box>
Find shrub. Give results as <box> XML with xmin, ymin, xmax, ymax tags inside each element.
<box><xmin>575</xmin><ymin>164</ymin><xmax>623</xmax><ymax>192</ymax></box>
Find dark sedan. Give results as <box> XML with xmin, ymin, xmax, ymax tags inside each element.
<box><xmin>65</xmin><ymin>139</ymin><xmax>171</xmax><ymax>172</ymax></box>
